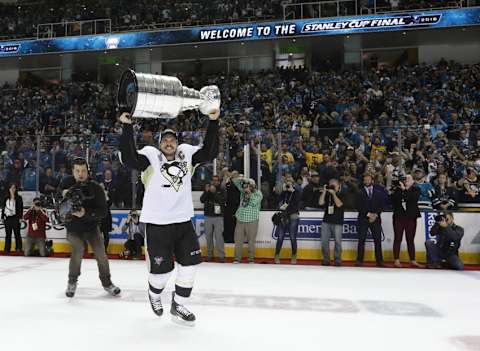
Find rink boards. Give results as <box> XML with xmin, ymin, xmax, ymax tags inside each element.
<box><xmin>1</xmin><ymin>210</ymin><xmax>479</xmax><ymax>264</ymax></box>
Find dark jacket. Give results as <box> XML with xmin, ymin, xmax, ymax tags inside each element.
<box><xmin>321</xmin><ymin>190</ymin><xmax>345</xmax><ymax>225</ymax></box>
<box><xmin>432</xmin><ymin>185</ymin><xmax>457</xmax><ymax>210</ymax></box>
<box><xmin>356</xmin><ymin>185</ymin><xmax>385</xmax><ymax>223</ymax></box>
<box><xmin>391</xmin><ymin>186</ymin><xmax>421</xmax><ymax>219</ymax></box>
<box><xmin>302</xmin><ymin>182</ymin><xmax>322</xmax><ymax>209</ymax></box>
<box><xmin>60</xmin><ymin>176</ymin><xmax>108</xmax><ymax>233</ymax></box>
<box><xmin>100</xmin><ymin>207</ymin><xmax>113</xmax><ymax>233</ymax></box>
<box><xmin>2</xmin><ymin>195</ymin><xmax>23</xmax><ymax>220</ymax></box>
<box><xmin>201</xmin><ymin>189</ymin><xmax>226</xmax><ymax>217</ymax></box>
<box><xmin>429</xmin><ymin>223</ymin><xmax>464</xmax><ymax>257</ymax></box>
<box><xmin>225</xmin><ymin>180</ymin><xmax>240</xmax><ymax>214</ymax></box>
<box><xmin>278</xmin><ymin>189</ymin><xmax>301</xmax><ymax>215</ymax></box>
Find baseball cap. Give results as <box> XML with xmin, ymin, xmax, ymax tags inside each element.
<box><xmin>160</xmin><ymin>129</ymin><xmax>178</xmax><ymax>141</ymax></box>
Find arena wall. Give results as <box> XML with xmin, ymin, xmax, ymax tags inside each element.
<box><xmin>1</xmin><ymin>210</ymin><xmax>479</xmax><ymax>264</ymax></box>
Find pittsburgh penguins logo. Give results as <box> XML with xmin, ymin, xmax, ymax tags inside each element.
<box><xmin>160</xmin><ymin>161</ymin><xmax>188</xmax><ymax>191</ymax></box>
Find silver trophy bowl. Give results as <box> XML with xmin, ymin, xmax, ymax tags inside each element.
<box><xmin>117</xmin><ymin>69</ymin><xmax>220</xmax><ymax>119</ymax></box>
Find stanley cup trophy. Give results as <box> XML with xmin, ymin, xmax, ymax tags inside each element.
<box><xmin>117</xmin><ymin>69</ymin><xmax>220</xmax><ymax>119</ymax></box>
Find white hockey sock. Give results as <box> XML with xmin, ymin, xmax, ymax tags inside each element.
<box><xmin>174</xmin><ymin>264</ymin><xmax>198</xmax><ymax>305</ymax></box>
<box><xmin>148</xmin><ymin>271</ymin><xmax>172</xmax><ymax>297</ymax></box>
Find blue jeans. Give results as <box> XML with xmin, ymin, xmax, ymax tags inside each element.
<box><xmin>425</xmin><ymin>240</ymin><xmax>464</xmax><ymax>270</ymax></box>
<box><xmin>274</xmin><ymin>216</ymin><xmax>299</xmax><ymax>256</ymax></box>
<box><xmin>321</xmin><ymin>222</ymin><xmax>343</xmax><ymax>264</ymax></box>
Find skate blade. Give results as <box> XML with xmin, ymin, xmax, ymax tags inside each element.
<box><xmin>170</xmin><ymin>314</ymin><xmax>195</xmax><ymax>327</ymax></box>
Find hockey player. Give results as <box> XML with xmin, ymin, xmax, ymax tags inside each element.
<box><xmin>118</xmin><ymin>109</ymin><xmax>219</xmax><ymax>326</ymax></box>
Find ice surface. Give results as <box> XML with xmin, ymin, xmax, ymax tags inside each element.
<box><xmin>0</xmin><ymin>256</ymin><xmax>479</xmax><ymax>351</ymax></box>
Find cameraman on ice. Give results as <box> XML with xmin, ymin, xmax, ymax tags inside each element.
<box><xmin>59</xmin><ymin>158</ymin><xmax>121</xmax><ymax>298</ymax></box>
<box><xmin>425</xmin><ymin>212</ymin><xmax>464</xmax><ymax>270</ymax></box>
<box><xmin>121</xmin><ymin>210</ymin><xmax>146</xmax><ymax>259</ymax></box>
<box><xmin>319</xmin><ymin>178</ymin><xmax>345</xmax><ymax>266</ymax></box>
<box><xmin>273</xmin><ymin>180</ymin><xmax>301</xmax><ymax>265</ymax></box>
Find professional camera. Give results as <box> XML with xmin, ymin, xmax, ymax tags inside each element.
<box><xmin>434</xmin><ymin>214</ymin><xmax>446</xmax><ymax>222</ymax></box>
<box><xmin>391</xmin><ymin>171</ymin><xmax>406</xmax><ymax>189</ymax></box>
<box><xmin>327</xmin><ymin>185</ymin><xmax>336</xmax><ymax>190</ymax></box>
<box><xmin>36</xmin><ymin>194</ymin><xmax>54</xmax><ymax>209</ymax></box>
<box><xmin>56</xmin><ymin>184</ymin><xmax>94</xmax><ymax>222</ymax></box>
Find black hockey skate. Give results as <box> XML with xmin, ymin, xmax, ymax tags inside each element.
<box><xmin>65</xmin><ymin>282</ymin><xmax>77</xmax><ymax>298</ymax></box>
<box><xmin>104</xmin><ymin>284</ymin><xmax>121</xmax><ymax>296</ymax></box>
<box><xmin>170</xmin><ymin>292</ymin><xmax>196</xmax><ymax>326</ymax></box>
<box><xmin>149</xmin><ymin>291</ymin><xmax>163</xmax><ymax>317</ymax></box>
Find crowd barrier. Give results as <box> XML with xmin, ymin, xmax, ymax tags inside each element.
<box><xmin>1</xmin><ymin>210</ymin><xmax>479</xmax><ymax>264</ymax></box>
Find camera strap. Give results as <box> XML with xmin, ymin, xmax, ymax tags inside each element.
<box><xmin>284</xmin><ymin>192</ymin><xmax>293</xmax><ymax>205</ymax></box>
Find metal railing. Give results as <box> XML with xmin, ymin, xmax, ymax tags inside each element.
<box><xmin>1</xmin><ymin>1</ymin><xmax>479</xmax><ymax>42</ymax></box>
<box><xmin>2</xmin><ymin>121</ymin><xmax>480</xmax><ymax>210</ymax></box>
<box><xmin>36</xmin><ymin>18</ymin><xmax>111</xmax><ymax>39</ymax></box>
<box><xmin>282</xmin><ymin>0</ymin><xmax>475</xmax><ymax>20</ymax></box>
<box><xmin>111</xmin><ymin>15</ymin><xmax>276</xmax><ymax>34</ymax></box>
<box><xmin>283</xmin><ymin>0</ymin><xmax>359</xmax><ymax>20</ymax></box>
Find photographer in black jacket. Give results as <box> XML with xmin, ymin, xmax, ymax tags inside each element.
<box><xmin>391</xmin><ymin>174</ymin><xmax>423</xmax><ymax>268</ymax></box>
<box><xmin>60</xmin><ymin>158</ymin><xmax>120</xmax><ymax>298</ymax></box>
<box><xmin>425</xmin><ymin>212</ymin><xmax>464</xmax><ymax>270</ymax></box>
<box><xmin>274</xmin><ymin>180</ymin><xmax>301</xmax><ymax>265</ymax></box>
<box><xmin>319</xmin><ymin>178</ymin><xmax>345</xmax><ymax>266</ymax></box>
<box><xmin>200</xmin><ymin>175</ymin><xmax>226</xmax><ymax>262</ymax></box>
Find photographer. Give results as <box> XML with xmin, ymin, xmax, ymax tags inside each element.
<box><xmin>273</xmin><ymin>180</ymin><xmax>301</xmax><ymax>265</ymax></box>
<box><xmin>200</xmin><ymin>175</ymin><xmax>226</xmax><ymax>262</ymax></box>
<box><xmin>391</xmin><ymin>174</ymin><xmax>422</xmax><ymax>268</ymax></box>
<box><xmin>425</xmin><ymin>212</ymin><xmax>464</xmax><ymax>270</ymax></box>
<box><xmin>60</xmin><ymin>158</ymin><xmax>120</xmax><ymax>298</ymax></box>
<box><xmin>23</xmin><ymin>197</ymin><xmax>49</xmax><ymax>257</ymax></box>
<box><xmin>121</xmin><ymin>210</ymin><xmax>146</xmax><ymax>259</ymax></box>
<box><xmin>233</xmin><ymin>177</ymin><xmax>263</xmax><ymax>264</ymax></box>
<box><xmin>319</xmin><ymin>178</ymin><xmax>345</xmax><ymax>266</ymax></box>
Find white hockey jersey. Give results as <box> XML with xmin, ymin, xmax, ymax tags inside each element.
<box><xmin>137</xmin><ymin>144</ymin><xmax>200</xmax><ymax>225</ymax></box>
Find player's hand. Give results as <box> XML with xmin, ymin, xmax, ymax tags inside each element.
<box><xmin>208</xmin><ymin>109</ymin><xmax>220</xmax><ymax>121</ymax></box>
<box><xmin>72</xmin><ymin>208</ymin><xmax>86</xmax><ymax>218</ymax></box>
<box><xmin>119</xmin><ymin>112</ymin><xmax>133</xmax><ymax>124</ymax></box>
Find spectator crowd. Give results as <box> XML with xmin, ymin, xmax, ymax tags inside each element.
<box><xmin>1</xmin><ymin>59</ymin><xmax>480</xmax><ymax>212</ymax></box>
<box><xmin>0</xmin><ymin>0</ymin><xmax>473</xmax><ymax>39</ymax></box>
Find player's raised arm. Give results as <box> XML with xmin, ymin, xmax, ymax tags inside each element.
<box><xmin>192</xmin><ymin>109</ymin><xmax>220</xmax><ymax>165</ymax></box>
<box><xmin>118</xmin><ymin>112</ymin><xmax>151</xmax><ymax>171</ymax></box>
